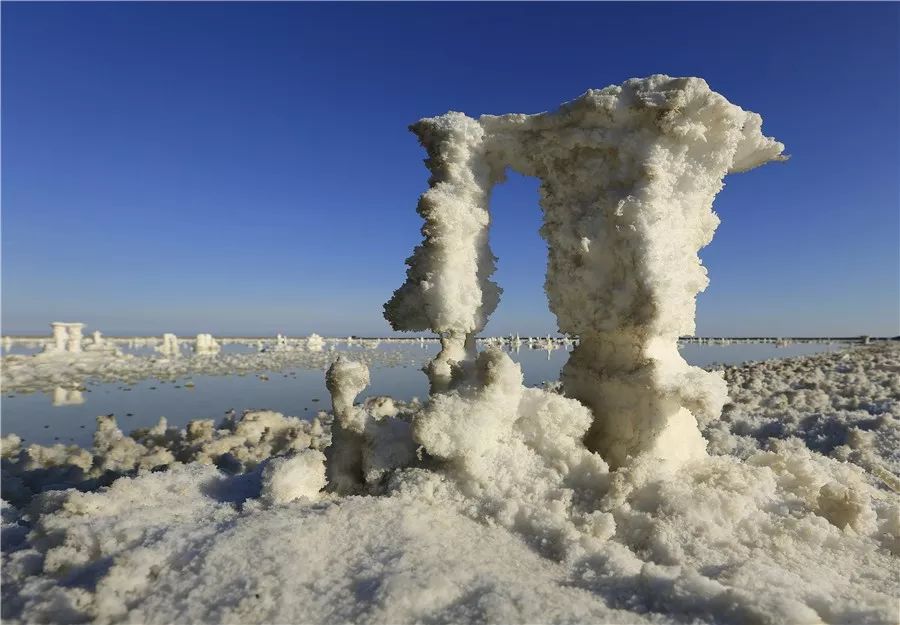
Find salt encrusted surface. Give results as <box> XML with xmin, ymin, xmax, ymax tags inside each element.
<box><xmin>2</xmin><ymin>345</ymin><xmax>898</xmax><ymax>625</ymax></box>
<box><xmin>705</xmin><ymin>346</ymin><xmax>900</xmax><ymax>488</ymax></box>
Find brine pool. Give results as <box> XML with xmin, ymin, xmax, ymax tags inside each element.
<box><xmin>2</xmin><ymin>341</ymin><xmax>849</xmax><ymax>447</ymax></box>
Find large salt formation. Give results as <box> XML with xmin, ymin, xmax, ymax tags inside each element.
<box><xmin>46</xmin><ymin>322</ymin><xmax>85</xmax><ymax>354</ymax></box>
<box><xmin>386</xmin><ymin>75</ymin><xmax>785</xmax><ymax>467</ymax></box>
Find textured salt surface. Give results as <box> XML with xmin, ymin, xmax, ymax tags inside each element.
<box><xmin>1</xmin><ymin>344</ymin><xmax>897</xmax><ymax>624</ymax></box>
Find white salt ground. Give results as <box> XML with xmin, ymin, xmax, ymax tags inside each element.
<box><xmin>707</xmin><ymin>346</ymin><xmax>900</xmax><ymax>486</ymax></box>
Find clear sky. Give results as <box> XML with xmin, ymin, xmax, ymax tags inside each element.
<box><xmin>2</xmin><ymin>2</ymin><xmax>898</xmax><ymax>337</ymax></box>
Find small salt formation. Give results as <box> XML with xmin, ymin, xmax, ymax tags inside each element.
<box><xmin>306</xmin><ymin>333</ymin><xmax>325</xmax><ymax>351</ymax></box>
<box><xmin>260</xmin><ymin>450</ymin><xmax>327</xmax><ymax>505</ymax></box>
<box><xmin>324</xmin><ymin>355</ymin><xmax>371</xmax><ymax>494</ymax></box>
<box><xmin>194</xmin><ymin>333</ymin><xmax>220</xmax><ymax>355</ymax></box>
<box><xmin>82</xmin><ymin>329</ymin><xmax>120</xmax><ymax>355</ymax></box>
<box><xmin>323</xmin><ymin>356</ymin><xmax>420</xmax><ymax>495</ymax></box>
<box><xmin>156</xmin><ymin>333</ymin><xmax>180</xmax><ymax>357</ymax></box>
<box><xmin>51</xmin><ymin>324</ymin><xmax>67</xmax><ymax>352</ymax></box>
<box><xmin>386</xmin><ymin>75</ymin><xmax>786</xmax><ymax>468</ymax></box>
<box><xmin>65</xmin><ymin>323</ymin><xmax>84</xmax><ymax>353</ymax></box>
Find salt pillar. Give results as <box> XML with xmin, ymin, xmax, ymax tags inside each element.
<box><xmin>383</xmin><ymin>114</ymin><xmax>505</xmax><ymax>391</ymax></box>
<box><xmin>324</xmin><ymin>356</ymin><xmax>371</xmax><ymax>494</ymax></box>
<box><xmin>158</xmin><ymin>333</ymin><xmax>180</xmax><ymax>357</ymax></box>
<box><xmin>194</xmin><ymin>333</ymin><xmax>220</xmax><ymax>355</ymax></box>
<box><xmin>51</xmin><ymin>323</ymin><xmax>68</xmax><ymax>352</ymax></box>
<box><xmin>65</xmin><ymin>323</ymin><xmax>84</xmax><ymax>353</ymax></box>
<box><xmin>306</xmin><ymin>334</ymin><xmax>325</xmax><ymax>352</ymax></box>
<box><xmin>388</xmin><ymin>76</ymin><xmax>785</xmax><ymax>469</ymax></box>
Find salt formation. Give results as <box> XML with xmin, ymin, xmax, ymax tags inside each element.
<box><xmin>386</xmin><ymin>75</ymin><xmax>785</xmax><ymax>467</ymax></box>
<box><xmin>260</xmin><ymin>449</ymin><xmax>327</xmax><ymax>505</ymax></box>
<box><xmin>50</xmin><ymin>323</ymin><xmax>67</xmax><ymax>352</ymax></box>
<box><xmin>306</xmin><ymin>333</ymin><xmax>325</xmax><ymax>351</ymax></box>
<box><xmin>194</xmin><ymin>333</ymin><xmax>220</xmax><ymax>355</ymax></box>
<box><xmin>156</xmin><ymin>332</ymin><xmax>180</xmax><ymax>357</ymax></box>
<box><xmin>324</xmin><ymin>356</ymin><xmax>372</xmax><ymax>494</ymax></box>
<box><xmin>82</xmin><ymin>330</ymin><xmax>121</xmax><ymax>356</ymax></box>
<box><xmin>64</xmin><ymin>323</ymin><xmax>83</xmax><ymax>353</ymax></box>
<box><xmin>45</xmin><ymin>322</ymin><xmax>85</xmax><ymax>354</ymax></box>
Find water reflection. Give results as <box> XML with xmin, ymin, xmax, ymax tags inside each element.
<box><xmin>51</xmin><ymin>387</ymin><xmax>85</xmax><ymax>406</ymax></box>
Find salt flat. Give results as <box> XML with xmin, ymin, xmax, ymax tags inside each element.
<box><xmin>2</xmin><ymin>343</ymin><xmax>897</xmax><ymax>624</ymax></box>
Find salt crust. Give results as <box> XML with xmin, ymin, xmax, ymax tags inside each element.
<box><xmin>2</xmin><ymin>345</ymin><xmax>897</xmax><ymax>625</ymax></box>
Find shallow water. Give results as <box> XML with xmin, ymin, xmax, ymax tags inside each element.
<box><xmin>2</xmin><ymin>341</ymin><xmax>848</xmax><ymax>447</ymax></box>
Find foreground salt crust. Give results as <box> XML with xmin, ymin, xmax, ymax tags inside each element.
<box><xmin>2</xmin><ymin>76</ymin><xmax>897</xmax><ymax>624</ymax></box>
<box><xmin>707</xmin><ymin>347</ymin><xmax>900</xmax><ymax>487</ymax></box>
<box><xmin>2</xmin><ymin>345</ymin><xmax>898</xmax><ymax>624</ymax></box>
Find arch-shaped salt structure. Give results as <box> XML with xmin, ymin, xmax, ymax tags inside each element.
<box><xmin>386</xmin><ymin>75</ymin><xmax>785</xmax><ymax>468</ymax></box>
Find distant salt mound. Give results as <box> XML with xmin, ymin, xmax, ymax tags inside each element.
<box><xmin>194</xmin><ymin>333</ymin><xmax>220</xmax><ymax>355</ymax></box>
<box><xmin>156</xmin><ymin>332</ymin><xmax>180</xmax><ymax>357</ymax></box>
<box><xmin>306</xmin><ymin>333</ymin><xmax>326</xmax><ymax>352</ymax></box>
<box><xmin>2</xmin><ymin>76</ymin><xmax>897</xmax><ymax>625</ymax></box>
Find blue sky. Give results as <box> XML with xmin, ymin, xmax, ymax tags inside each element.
<box><xmin>2</xmin><ymin>2</ymin><xmax>898</xmax><ymax>337</ymax></box>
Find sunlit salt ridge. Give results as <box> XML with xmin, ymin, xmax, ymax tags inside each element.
<box><xmin>1</xmin><ymin>76</ymin><xmax>897</xmax><ymax>625</ymax></box>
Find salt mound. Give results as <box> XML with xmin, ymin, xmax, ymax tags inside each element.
<box><xmin>156</xmin><ymin>332</ymin><xmax>180</xmax><ymax>357</ymax></box>
<box><xmin>193</xmin><ymin>333</ymin><xmax>220</xmax><ymax>355</ymax></box>
<box><xmin>260</xmin><ymin>449</ymin><xmax>326</xmax><ymax>504</ymax></box>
